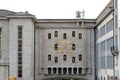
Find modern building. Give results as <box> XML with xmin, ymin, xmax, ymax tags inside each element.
<box><xmin>0</xmin><ymin>0</ymin><xmax>119</xmax><ymax>80</ymax></box>
<box><xmin>95</xmin><ymin>0</ymin><xmax>120</xmax><ymax>80</ymax></box>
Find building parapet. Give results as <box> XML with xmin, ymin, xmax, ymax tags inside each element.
<box><xmin>96</xmin><ymin>0</ymin><xmax>113</xmax><ymax>26</ymax></box>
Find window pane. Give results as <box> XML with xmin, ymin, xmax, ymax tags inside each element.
<box><xmin>72</xmin><ymin>31</ymin><xmax>75</xmax><ymax>37</ymax></box>
<box><xmin>53</xmin><ymin>68</ymin><xmax>57</xmax><ymax>74</ymax></box>
<box><xmin>48</xmin><ymin>55</ymin><xmax>51</xmax><ymax>61</ymax></box>
<box><xmin>18</xmin><ymin>26</ymin><xmax>22</xmax><ymax>78</ymax></box>
<box><xmin>79</xmin><ymin>33</ymin><xmax>82</xmax><ymax>39</ymax></box>
<box><xmin>48</xmin><ymin>33</ymin><xmax>51</xmax><ymax>39</ymax></box>
<box><xmin>79</xmin><ymin>55</ymin><xmax>82</xmax><ymax>61</ymax></box>
<box><xmin>73</xmin><ymin>68</ymin><xmax>77</xmax><ymax>74</ymax></box>
<box><xmin>72</xmin><ymin>57</ymin><xmax>75</xmax><ymax>63</ymax></box>
<box><xmin>63</xmin><ymin>55</ymin><xmax>67</xmax><ymax>61</ymax></box>
<box><xmin>48</xmin><ymin>68</ymin><xmax>51</xmax><ymax>74</ymax></box>
<box><xmin>106</xmin><ymin>19</ymin><xmax>113</xmax><ymax>33</ymax></box>
<box><xmin>100</xmin><ymin>41</ymin><xmax>105</xmax><ymax>69</ymax></box>
<box><xmin>68</xmin><ymin>68</ymin><xmax>72</xmax><ymax>74</ymax></box>
<box><xmin>72</xmin><ymin>44</ymin><xmax>75</xmax><ymax>50</ymax></box>
<box><xmin>58</xmin><ymin>68</ymin><xmax>62</xmax><ymax>74</ymax></box>
<box><xmin>63</xmin><ymin>33</ymin><xmax>66</xmax><ymax>39</ymax></box>
<box><xmin>55</xmin><ymin>44</ymin><xmax>58</xmax><ymax>50</ymax></box>
<box><xmin>78</xmin><ymin>68</ymin><xmax>82</xmax><ymax>75</ymax></box>
<box><xmin>63</xmin><ymin>68</ymin><xmax>67</xmax><ymax>74</ymax></box>
<box><xmin>55</xmin><ymin>31</ymin><xmax>58</xmax><ymax>37</ymax></box>
<box><xmin>99</xmin><ymin>25</ymin><xmax>105</xmax><ymax>37</ymax></box>
<box><xmin>55</xmin><ymin>57</ymin><xmax>58</xmax><ymax>63</ymax></box>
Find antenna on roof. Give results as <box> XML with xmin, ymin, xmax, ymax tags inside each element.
<box><xmin>82</xmin><ymin>9</ymin><xmax>85</xmax><ymax>19</ymax></box>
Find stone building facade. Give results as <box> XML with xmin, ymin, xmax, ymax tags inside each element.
<box><xmin>0</xmin><ymin>0</ymin><xmax>120</xmax><ymax>80</ymax></box>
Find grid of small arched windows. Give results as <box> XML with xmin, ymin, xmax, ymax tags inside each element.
<box><xmin>48</xmin><ymin>31</ymin><xmax>82</xmax><ymax>39</ymax></box>
<box><xmin>47</xmin><ymin>67</ymin><xmax>82</xmax><ymax>75</ymax></box>
<box><xmin>48</xmin><ymin>55</ymin><xmax>83</xmax><ymax>63</ymax></box>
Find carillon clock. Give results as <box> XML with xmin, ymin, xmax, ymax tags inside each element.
<box><xmin>56</xmin><ymin>39</ymin><xmax>73</xmax><ymax>53</ymax></box>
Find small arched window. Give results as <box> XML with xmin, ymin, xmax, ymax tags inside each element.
<box><xmin>55</xmin><ymin>44</ymin><xmax>58</xmax><ymax>50</ymax></box>
<box><xmin>48</xmin><ymin>33</ymin><xmax>51</xmax><ymax>39</ymax></box>
<box><xmin>79</xmin><ymin>33</ymin><xmax>82</xmax><ymax>39</ymax></box>
<box><xmin>53</xmin><ymin>68</ymin><xmax>57</xmax><ymax>74</ymax></box>
<box><xmin>63</xmin><ymin>33</ymin><xmax>66</xmax><ymax>39</ymax></box>
<box><xmin>73</xmin><ymin>68</ymin><xmax>77</xmax><ymax>74</ymax></box>
<box><xmin>79</xmin><ymin>55</ymin><xmax>82</xmax><ymax>61</ymax></box>
<box><xmin>68</xmin><ymin>68</ymin><xmax>72</xmax><ymax>74</ymax></box>
<box><xmin>48</xmin><ymin>68</ymin><xmax>52</xmax><ymax>74</ymax></box>
<box><xmin>78</xmin><ymin>68</ymin><xmax>82</xmax><ymax>75</ymax></box>
<box><xmin>55</xmin><ymin>57</ymin><xmax>58</xmax><ymax>63</ymax></box>
<box><xmin>54</xmin><ymin>31</ymin><xmax>58</xmax><ymax>37</ymax></box>
<box><xmin>72</xmin><ymin>57</ymin><xmax>75</xmax><ymax>63</ymax></box>
<box><xmin>72</xmin><ymin>31</ymin><xmax>75</xmax><ymax>37</ymax></box>
<box><xmin>63</xmin><ymin>68</ymin><xmax>67</xmax><ymax>74</ymax></box>
<box><xmin>63</xmin><ymin>55</ymin><xmax>67</xmax><ymax>61</ymax></box>
<box><xmin>48</xmin><ymin>55</ymin><xmax>51</xmax><ymax>61</ymax></box>
<box><xmin>72</xmin><ymin>44</ymin><xmax>75</xmax><ymax>50</ymax></box>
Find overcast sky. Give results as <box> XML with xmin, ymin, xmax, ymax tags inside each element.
<box><xmin>0</xmin><ymin>0</ymin><xmax>110</xmax><ymax>19</ymax></box>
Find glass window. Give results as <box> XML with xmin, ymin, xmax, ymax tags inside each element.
<box><xmin>72</xmin><ymin>57</ymin><xmax>75</xmax><ymax>63</ymax></box>
<box><xmin>107</xmin><ymin>37</ymin><xmax>113</xmax><ymax>69</ymax></box>
<box><xmin>63</xmin><ymin>68</ymin><xmax>67</xmax><ymax>74</ymax></box>
<box><xmin>73</xmin><ymin>68</ymin><xmax>77</xmax><ymax>74</ymax></box>
<box><xmin>53</xmin><ymin>68</ymin><xmax>57</xmax><ymax>74</ymax></box>
<box><xmin>63</xmin><ymin>55</ymin><xmax>67</xmax><ymax>61</ymax></box>
<box><xmin>18</xmin><ymin>26</ymin><xmax>23</xmax><ymax>78</ymax></box>
<box><xmin>78</xmin><ymin>68</ymin><xmax>82</xmax><ymax>75</ymax></box>
<box><xmin>48</xmin><ymin>68</ymin><xmax>52</xmax><ymax>74</ymax></box>
<box><xmin>55</xmin><ymin>57</ymin><xmax>58</xmax><ymax>63</ymax></box>
<box><xmin>79</xmin><ymin>33</ymin><xmax>82</xmax><ymax>39</ymax></box>
<box><xmin>106</xmin><ymin>19</ymin><xmax>113</xmax><ymax>33</ymax></box>
<box><xmin>48</xmin><ymin>33</ymin><xmax>51</xmax><ymax>39</ymax></box>
<box><xmin>79</xmin><ymin>55</ymin><xmax>82</xmax><ymax>61</ymax></box>
<box><xmin>63</xmin><ymin>33</ymin><xmax>66</xmax><ymax>39</ymax></box>
<box><xmin>68</xmin><ymin>68</ymin><xmax>72</xmax><ymax>74</ymax></box>
<box><xmin>55</xmin><ymin>31</ymin><xmax>58</xmax><ymax>37</ymax></box>
<box><xmin>99</xmin><ymin>25</ymin><xmax>105</xmax><ymax>37</ymax></box>
<box><xmin>72</xmin><ymin>31</ymin><xmax>75</xmax><ymax>37</ymax></box>
<box><xmin>72</xmin><ymin>44</ymin><xmax>75</xmax><ymax>50</ymax></box>
<box><xmin>58</xmin><ymin>68</ymin><xmax>62</xmax><ymax>74</ymax></box>
<box><xmin>100</xmin><ymin>41</ymin><xmax>105</xmax><ymax>69</ymax></box>
<box><xmin>48</xmin><ymin>55</ymin><xmax>51</xmax><ymax>61</ymax></box>
<box><xmin>55</xmin><ymin>44</ymin><xmax>58</xmax><ymax>50</ymax></box>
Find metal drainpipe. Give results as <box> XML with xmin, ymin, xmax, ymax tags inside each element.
<box><xmin>34</xmin><ymin>24</ymin><xmax>36</xmax><ymax>80</ymax></box>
